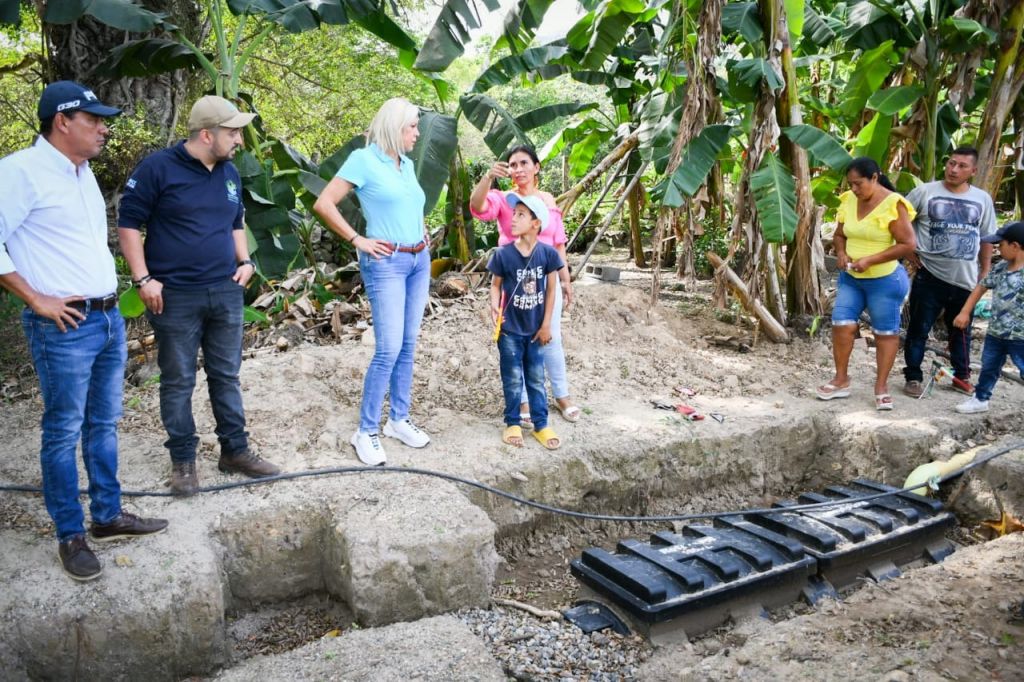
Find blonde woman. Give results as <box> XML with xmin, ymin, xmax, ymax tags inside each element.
<box><xmin>313</xmin><ymin>98</ymin><xmax>431</xmax><ymax>465</ymax></box>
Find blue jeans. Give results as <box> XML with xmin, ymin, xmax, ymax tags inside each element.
<box><xmin>519</xmin><ymin>282</ymin><xmax>570</xmax><ymax>404</ymax></box>
<box><xmin>974</xmin><ymin>334</ymin><xmax>1024</xmax><ymax>402</ymax></box>
<box><xmin>147</xmin><ymin>279</ymin><xmax>247</xmax><ymax>462</ymax></box>
<box><xmin>498</xmin><ymin>332</ymin><xmax>548</xmax><ymax>431</ymax></box>
<box><xmin>22</xmin><ymin>305</ymin><xmax>125</xmax><ymax>541</ymax></box>
<box><xmin>832</xmin><ymin>266</ymin><xmax>909</xmax><ymax>335</ymax></box>
<box><xmin>359</xmin><ymin>248</ymin><xmax>430</xmax><ymax>433</ymax></box>
<box><xmin>904</xmin><ymin>267</ymin><xmax>974</xmax><ymax>382</ymax></box>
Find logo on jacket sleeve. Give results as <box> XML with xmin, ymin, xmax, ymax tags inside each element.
<box><xmin>226</xmin><ymin>179</ymin><xmax>240</xmax><ymax>204</ymax></box>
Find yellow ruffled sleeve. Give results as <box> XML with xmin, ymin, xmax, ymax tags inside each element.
<box><xmin>875</xmin><ymin>193</ymin><xmax>916</xmax><ymax>226</ymax></box>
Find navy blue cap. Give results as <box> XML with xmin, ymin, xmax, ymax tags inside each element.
<box><xmin>981</xmin><ymin>221</ymin><xmax>1024</xmax><ymax>245</ymax></box>
<box><xmin>38</xmin><ymin>81</ymin><xmax>122</xmax><ymax>121</ymax></box>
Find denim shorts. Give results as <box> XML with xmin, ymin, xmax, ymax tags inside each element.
<box><xmin>832</xmin><ymin>265</ymin><xmax>909</xmax><ymax>335</ymax></box>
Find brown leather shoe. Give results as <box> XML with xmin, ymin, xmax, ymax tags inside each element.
<box><xmin>58</xmin><ymin>535</ymin><xmax>102</xmax><ymax>581</ymax></box>
<box><xmin>170</xmin><ymin>460</ymin><xmax>199</xmax><ymax>497</ymax></box>
<box><xmin>218</xmin><ymin>451</ymin><xmax>280</xmax><ymax>478</ymax></box>
<box><xmin>90</xmin><ymin>512</ymin><xmax>168</xmax><ymax>542</ymax></box>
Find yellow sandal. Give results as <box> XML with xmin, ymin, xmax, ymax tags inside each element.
<box><xmin>532</xmin><ymin>426</ymin><xmax>560</xmax><ymax>450</ymax></box>
<box><xmin>502</xmin><ymin>425</ymin><xmax>523</xmax><ymax>447</ymax></box>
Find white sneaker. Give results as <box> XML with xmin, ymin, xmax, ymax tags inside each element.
<box><xmin>955</xmin><ymin>396</ymin><xmax>989</xmax><ymax>414</ymax></box>
<box><xmin>350</xmin><ymin>431</ymin><xmax>387</xmax><ymax>466</ymax></box>
<box><xmin>382</xmin><ymin>418</ymin><xmax>430</xmax><ymax>448</ymax></box>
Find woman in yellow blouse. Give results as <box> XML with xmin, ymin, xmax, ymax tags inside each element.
<box><xmin>817</xmin><ymin>157</ymin><xmax>917</xmax><ymax>410</ymax></box>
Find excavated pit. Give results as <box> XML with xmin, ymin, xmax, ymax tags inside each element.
<box><xmin>2</xmin><ymin>406</ymin><xmax>1021</xmax><ymax>680</ymax></box>
<box><xmin>2</xmin><ymin>283</ymin><xmax>1023</xmax><ymax>679</ymax></box>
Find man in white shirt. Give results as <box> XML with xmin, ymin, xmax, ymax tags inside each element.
<box><xmin>0</xmin><ymin>81</ymin><xmax>167</xmax><ymax>582</ymax></box>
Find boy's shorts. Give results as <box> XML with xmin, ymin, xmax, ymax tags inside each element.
<box><xmin>832</xmin><ymin>265</ymin><xmax>909</xmax><ymax>335</ymax></box>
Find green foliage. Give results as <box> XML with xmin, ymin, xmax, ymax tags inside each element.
<box><xmin>750</xmin><ymin>152</ymin><xmax>797</xmax><ymax>243</ymax></box>
<box><xmin>866</xmin><ymin>85</ymin><xmax>924</xmax><ymax>115</ymax></box>
<box><xmin>839</xmin><ymin>40</ymin><xmax>898</xmax><ymax>122</ymax></box>
<box><xmin>852</xmin><ymin>111</ymin><xmax>893</xmax><ymax>165</ymax></box>
<box><xmin>415</xmin><ymin>0</ymin><xmax>502</xmax><ymax>72</ymax></box>
<box><xmin>721</xmin><ymin>3</ymin><xmax>762</xmax><ymax>45</ymax></box>
<box><xmin>660</xmin><ymin>125</ymin><xmax>733</xmax><ymax>207</ymax></box>
<box><xmin>781</xmin><ymin>125</ymin><xmax>852</xmax><ymax>171</ymax></box>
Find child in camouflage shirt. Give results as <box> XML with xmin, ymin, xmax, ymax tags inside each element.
<box><xmin>952</xmin><ymin>221</ymin><xmax>1024</xmax><ymax>413</ymax></box>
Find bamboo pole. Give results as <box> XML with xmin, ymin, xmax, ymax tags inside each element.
<box><xmin>565</xmin><ymin>154</ymin><xmax>630</xmax><ymax>252</ymax></box>
<box><xmin>708</xmin><ymin>252</ymin><xmax>789</xmax><ymax>343</ymax></box>
<box><xmin>572</xmin><ymin>161</ymin><xmax>650</xmax><ymax>281</ymax></box>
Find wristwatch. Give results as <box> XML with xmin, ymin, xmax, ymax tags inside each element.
<box><xmin>238</xmin><ymin>259</ymin><xmax>255</xmax><ymax>268</ymax></box>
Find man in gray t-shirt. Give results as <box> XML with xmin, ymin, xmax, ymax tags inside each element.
<box><xmin>902</xmin><ymin>147</ymin><xmax>995</xmax><ymax>397</ymax></box>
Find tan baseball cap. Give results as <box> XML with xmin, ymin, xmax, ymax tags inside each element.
<box><xmin>188</xmin><ymin>95</ymin><xmax>256</xmax><ymax>132</ymax></box>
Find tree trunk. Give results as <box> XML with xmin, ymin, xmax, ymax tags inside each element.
<box><xmin>776</xmin><ymin>0</ymin><xmax>823</xmax><ymax>317</ymax></box>
<box><xmin>42</xmin><ymin>0</ymin><xmax>204</xmax><ymax>144</ymax></box>
<box><xmin>628</xmin><ymin>179</ymin><xmax>647</xmax><ymax>268</ymax></box>
<box><xmin>650</xmin><ymin>0</ymin><xmax>722</xmax><ymax>305</ymax></box>
<box><xmin>974</xmin><ymin>0</ymin><xmax>1024</xmax><ymax>196</ymax></box>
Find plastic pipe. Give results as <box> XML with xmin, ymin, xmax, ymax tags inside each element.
<box><xmin>904</xmin><ymin>451</ymin><xmax>978</xmax><ymax>496</ymax></box>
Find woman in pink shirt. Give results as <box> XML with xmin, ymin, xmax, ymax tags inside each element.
<box><xmin>470</xmin><ymin>145</ymin><xmax>581</xmax><ymax>424</ymax></box>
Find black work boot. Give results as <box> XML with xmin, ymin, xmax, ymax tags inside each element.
<box><xmin>170</xmin><ymin>460</ymin><xmax>199</xmax><ymax>497</ymax></box>
<box><xmin>58</xmin><ymin>535</ymin><xmax>101</xmax><ymax>581</ymax></box>
<box><xmin>218</xmin><ymin>451</ymin><xmax>281</xmax><ymax>478</ymax></box>
<box><xmin>90</xmin><ymin>512</ymin><xmax>169</xmax><ymax>542</ymax></box>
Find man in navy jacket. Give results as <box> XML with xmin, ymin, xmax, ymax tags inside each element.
<box><xmin>119</xmin><ymin>96</ymin><xmax>279</xmax><ymax>496</ymax></box>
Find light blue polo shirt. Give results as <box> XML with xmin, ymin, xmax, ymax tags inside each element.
<box><xmin>337</xmin><ymin>143</ymin><xmax>425</xmax><ymax>245</ymax></box>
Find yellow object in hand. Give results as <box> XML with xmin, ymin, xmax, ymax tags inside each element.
<box><xmin>492</xmin><ymin>291</ymin><xmax>505</xmax><ymax>342</ymax></box>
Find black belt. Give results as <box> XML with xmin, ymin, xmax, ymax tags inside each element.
<box><xmin>68</xmin><ymin>294</ymin><xmax>118</xmax><ymax>312</ymax></box>
<box><xmin>394</xmin><ymin>241</ymin><xmax>426</xmax><ymax>254</ymax></box>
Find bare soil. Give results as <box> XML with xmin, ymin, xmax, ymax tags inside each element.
<box><xmin>1</xmin><ymin>248</ymin><xmax>1022</xmax><ymax>679</ymax></box>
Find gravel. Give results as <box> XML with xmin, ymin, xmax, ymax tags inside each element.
<box><xmin>458</xmin><ymin>606</ymin><xmax>652</xmax><ymax>681</ymax></box>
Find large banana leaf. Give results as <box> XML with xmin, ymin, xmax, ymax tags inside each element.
<box><xmin>801</xmin><ymin>4</ymin><xmax>835</xmax><ymax>46</ymax></box>
<box><xmin>727</xmin><ymin>58</ymin><xmax>785</xmax><ymax>103</ymax></box>
<box><xmin>852</xmin><ymin>111</ymin><xmax>892</xmax><ymax>165</ymax></box>
<box><xmin>567</xmin><ymin>0</ymin><xmax>653</xmax><ymax>71</ymax></box>
<box><xmin>408</xmin><ymin>111</ymin><xmax>458</xmax><ymax>213</ymax></box>
<box><xmin>843</xmin><ymin>1</ymin><xmax>911</xmax><ymax>51</ymax></box>
<box><xmin>95</xmin><ymin>38</ymin><xmax>203</xmax><ymax>78</ymax></box>
<box><xmin>839</xmin><ymin>40</ymin><xmax>898</xmax><ymax>122</ymax></box>
<box><xmin>866</xmin><ymin>85</ymin><xmax>924</xmax><ymax>115</ymax></box>
<box><xmin>566</xmin><ymin>129</ymin><xmax>610</xmax><ymax>178</ymax></box>
<box><xmin>460</xmin><ymin>94</ymin><xmax>530</xmax><ymax>155</ymax></box>
<box><xmin>783</xmin><ymin>0</ymin><xmax>804</xmax><ymax>43</ymax></box>
<box><xmin>471</xmin><ymin>45</ymin><xmax>570</xmax><ymax>92</ymax></box>
<box><xmin>414</xmin><ymin>0</ymin><xmax>501</xmax><ymax>72</ymax></box>
<box><xmin>1</xmin><ymin>0</ymin><xmax>22</xmax><ymax>26</ymax></box>
<box><xmin>496</xmin><ymin>0</ymin><xmax>557</xmax><ymax>53</ymax></box>
<box><xmin>721</xmin><ymin>2</ymin><xmax>763</xmax><ymax>45</ymax></box>
<box><xmin>538</xmin><ymin>117</ymin><xmax>606</xmax><ymax>160</ymax></box>
<box><xmin>939</xmin><ymin>17</ymin><xmax>997</xmax><ymax>52</ymax></box>
<box><xmin>811</xmin><ymin>172</ymin><xmax>841</xmax><ymax>209</ymax></box>
<box><xmin>781</xmin><ymin>125</ymin><xmax>852</xmax><ymax>171</ymax></box>
<box><xmin>461</xmin><ymin>95</ymin><xmax>595</xmax><ymax>156</ymax></box>
<box><xmin>660</xmin><ymin>124</ymin><xmax>733</xmax><ymax>208</ymax></box>
<box><xmin>935</xmin><ymin>102</ymin><xmax>960</xmax><ymax>161</ymax></box>
<box><xmin>750</xmin><ymin>152</ymin><xmax>798</xmax><ymax>244</ymax></box>
<box><xmin>318</xmin><ymin>135</ymin><xmax>367</xmax><ymax>180</ymax></box>
<box><xmin>44</xmin><ymin>0</ymin><xmax>166</xmax><ymax>31</ymax></box>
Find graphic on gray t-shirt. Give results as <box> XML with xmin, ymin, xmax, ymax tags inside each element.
<box><xmin>907</xmin><ymin>181</ymin><xmax>995</xmax><ymax>291</ymax></box>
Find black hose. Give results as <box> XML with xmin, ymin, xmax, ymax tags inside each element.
<box><xmin>0</xmin><ymin>441</ymin><xmax>1019</xmax><ymax>523</ymax></box>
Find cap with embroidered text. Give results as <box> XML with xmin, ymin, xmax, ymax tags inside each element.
<box><xmin>188</xmin><ymin>96</ymin><xmax>257</xmax><ymax>132</ymax></box>
<box><xmin>38</xmin><ymin>81</ymin><xmax>121</xmax><ymax>120</ymax></box>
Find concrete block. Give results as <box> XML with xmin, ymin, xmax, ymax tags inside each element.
<box><xmin>215</xmin><ymin>614</ymin><xmax>505</xmax><ymax>681</ymax></box>
<box><xmin>324</xmin><ymin>477</ymin><xmax>499</xmax><ymax>626</ymax></box>
<box><xmin>583</xmin><ymin>263</ymin><xmax>621</xmax><ymax>282</ymax></box>
<box><xmin>215</xmin><ymin>503</ymin><xmax>331</xmax><ymax>608</ymax></box>
<box><xmin>0</xmin><ymin>521</ymin><xmax>226</xmax><ymax>680</ymax></box>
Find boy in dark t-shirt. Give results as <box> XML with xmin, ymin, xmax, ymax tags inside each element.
<box><xmin>488</xmin><ymin>193</ymin><xmax>564</xmax><ymax>450</ymax></box>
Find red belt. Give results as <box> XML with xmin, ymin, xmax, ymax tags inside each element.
<box><xmin>394</xmin><ymin>241</ymin><xmax>426</xmax><ymax>254</ymax></box>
